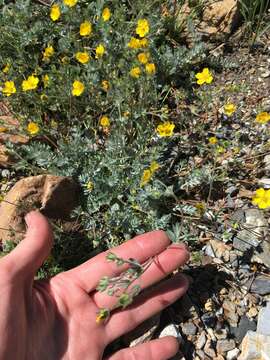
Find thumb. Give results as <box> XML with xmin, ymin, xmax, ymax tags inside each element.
<box><xmin>3</xmin><ymin>211</ymin><xmax>53</xmax><ymax>279</ymax></box>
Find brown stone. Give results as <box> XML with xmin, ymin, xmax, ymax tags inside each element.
<box><xmin>198</xmin><ymin>0</ymin><xmax>240</xmax><ymax>40</ymax></box>
<box><xmin>0</xmin><ymin>175</ymin><xmax>80</xmax><ymax>243</ymax></box>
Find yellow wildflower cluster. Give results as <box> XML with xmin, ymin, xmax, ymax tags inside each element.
<box><xmin>102</xmin><ymin>80</ymin><xmax>109</xmax><ymax>91</ymax></box>
<box><xmin>140</xmin><ymin>161</ymin><xmax>160</xmax><ymax>187</ymax></box>
<box><xmin>102</xmin><ymin>7</ymin><xmax>111</xmax><ymax>22</ymax></box>
<box><xmin>156</xmin><ymin>121</ymin><xmax>175</xmax><ymax>137</ymax></box>
<box><xmin>252</xmin><ymin>188</ymin><xmax>270</xmax><ymax>209</ymax></box>
<box><xmin>95</xmin><ymin>44</ymin><xmax>105</xmax><ymax>59</ymax></box>
<box><xmin>2</xmin><ymin>64</ymin><xmax>10</xmax><ymax>73</ymax></box>
<box><xmin>63</xmin><ymin>0</ymin><xmax>77</xmax><ymax>7</ymax></box>
<box><xmin>128</xmin><ymin>37</ymin><xmax>148</xmax><ymax>49</ymax></box>
<box><xmin>209</xmin><ymin>136</ymin><xmax>218</xmax><ymax>145</ymax></box>
<box><xmin>136</xmin><ymin>19</ymin><xmax>149</xmax><ymax>38</ymax></box>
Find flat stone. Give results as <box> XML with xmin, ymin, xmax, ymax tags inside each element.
<box><xmin>181</xmin><ymin>321</ymin><xmax>197</xmax><ymax>336</ymax></box>
<box><xmin>258</xmin><ymin>178</ymin><xmax>270</xmax><ymax>189</ymax></box>
<box><xmin>239</xmin><ymin>331</ymin><xmax>270</xmax><ymax>360</ymax></box>
<box><xmin>257</xmin><ymin>302</ymin><xmax>270</xmax><ymax>336</ymax></box>
<box><xmin>227</xmin><ymin>348</ymin><xmax>240</xmax><ymax>360</ymax></box>
<box><xmin>231</xmin><ymin>315</ymin><xmax>257</xmax><ymax>343</ymax></box>
<box><xmin>250</xmin><ymin>275</ymin><xmax>270</xmax><ymax>295</ymax></box>
<box><xmin>196</xmin><ymin>331</ymin><xmax>206</xmax><ymax>350</ymax></box>
<box><xmin>124</xmin><ymin>313</ymin><xmax>160</xmax><ymax>347</ymax></box>
<box><xmin>233</xmin><ymin>209</ymin><xmax>267</xmax><ymax>252</ymax></box>
<box><xmin>216</xmin><ymin>339</ymin><xmax>236</xmax><ymax>354</ymax></box>
<box><xmin>223</xmin><ymin>300</ymin><xmax>239</xmax><ymax>327</ymax></box>
<box><xmin>264</xmin><ymin>154</ymin><xmax>270</xmax><ymax>175</ymax></box>
<box><xmin>204</xmin><ymin>339</ymin><xmax>216</xmax><ymax>358</ymax></box>
<box><xmin>159</xmin><ymin>323</ymin><xmax>182</xmax><ymax>341</ymax></box>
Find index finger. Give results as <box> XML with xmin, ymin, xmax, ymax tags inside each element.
<box><xmin>66</xmin><ymin>230</ymin><xmax>172</xmax><ymax>292</ymax></box>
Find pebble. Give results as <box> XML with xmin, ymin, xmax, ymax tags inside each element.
<box><xmin>196</xmin><ymin>331</ymin><xmax>206</xmax><ymax>350</ymax></box>
<box><xmin>215</xmin><ymin>329</ymin><xmax>227</xmax><ymax>340</ymax></box>
<box><xmin>181</xmin><ymin>321</ymin><xmax>197</xmax><ymax>336</ymax></box>
<box><xmin>247</xmin><ymin>307</ymin><xmax>258</xmax><ymax>318</ymax></box>
<box><xmin>223</xmin><ymin>300</ymin><xmax>239</xmax><ymax>327</ymax></box>
<box><xmin>201</xmin><ymin>313</ymin><xmax>216</xmax><ymax>328</ymax></box>
<box><xmin>204</xmin><ymin>339</ymin><xmax>216</xmax><ymax>358</ymax></box>
<box><xmin>231</xmin><ymin>315</ymin><xmax>257</xmax><ymax>343</ymax></box>
<box><xmin>250</xmin><ymin>275</ymin><xmax>270</xmax><ymax>295</ymax></box>
<box><xmin>159</xmin><ymin>323</ymin><xmax>182</xmax><ymax>341</ymax></box>
<box><xmin>257</xmin><ymin>302</ymin><xmax>270</xmax><ymax>336</ymax></box>
<box><xmin>216</xmin><ymin>339</ymin><xmax>236</xmax><ymax>354</ymax></box>
<box><xmin>227</xmin><ymin>348</ymin><xmax>240</xmax><ymax>360</ymax></box>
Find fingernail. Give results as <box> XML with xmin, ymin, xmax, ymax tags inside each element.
<box><xmin>25</xmin><ymin>211</ymin><xmax>37</xmax><ymax>227</ymax></box>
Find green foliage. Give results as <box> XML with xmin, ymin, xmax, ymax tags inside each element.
<box><xmin>239</xmin><ymin>0</ymin><xmax>270</xmax><ymax>45</ymax></box>
<box><xmin>1</xmin><ymin>0</ymin><xmax>207</xmax><ymax>254</ymax></box>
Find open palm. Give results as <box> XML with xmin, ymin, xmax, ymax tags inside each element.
<box><xmin>0</xmin><ymin>211</ymin><xmax>189</xmax><ymax>360</ymax></box>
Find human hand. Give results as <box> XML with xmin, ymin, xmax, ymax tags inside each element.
<box><xmin>0</xmin><ymin>211</ymin><xmax>189</xmax><ymax>360</ymax></box>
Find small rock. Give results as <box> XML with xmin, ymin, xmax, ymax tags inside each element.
<box><xmin>250</xmin><ymin>275</ymin><xmax>270</xmax><ymax>295</ymax></box>
<box><xmin>1</xmin><ymin>169</ymin><xmax>10</xmax><ymax>178</ymax></box>
<box><xmin>247</xmin><ymin>307</ymin><xmax>258</xmax><ymax>318</ymax></box>
<box><xmin>201</xmin><ymin>313</ymin><xmax>216</xmax><ymax>328</ymax></box>
<box><xmin>204</xmin><ymin>339</ymin><xmax>216</xmax><ymax>358</ymax></box>
<box><xmin>216</xmin><ymin>339</ymin><xmax>236</xmax><ymax>354</ymax></box>
<box><xmin>257</xmin><ymin>302</ymin><xmax>270</xmax><ymax>336</ymax></box>
<box><xmin>205</xmin><ymin>239</ymin><xmax>231</xmax><ymax>262</ymax></box>
<box><xmin>264</xmin><ymin>154</ymin><xmax>270</xmax><ymax>175</ymax></box>
<box><xmin>231</xmin><ymin>315</ymin><xmax>257</xmax><ymax>343</ymax></box>
<box><xmin>124</xmin><ymin>313</ymin><xmax>160</xmax><ymax>347</ymax></box>
<box><xmin>159</xmin><ymin>323</ymin><xmax>182</xmax><ymax>341</ymax></box>
<box><xmin>0</xmin><ymin>175</ymin><xmax>80</xmax><ymax>243</ymax></box>
<box><xmin>239</xmin><ymin>331</ymin><xmax>270</xmax><ymax>360</ymax></box>
<box><xmin>223</xmin><ymin>300</ymin><xmax>239</xmax><ymax>327</ymax></box>
<box><xmin>181</xmin><ymin>321</ymin><xmax>197</xmax><ymax>336</ymax></box>
<box><xmin>204</xmin><ymin>299</ymin><xmax>214</xmax><ymax>312</ymax></box>
<box><xmin>215</xmin><ymin>329</ymin><xmax>228</xmax><ymax>340</ymax></box>
<box><xmin>227</xmin><ymin>348</ymin><xmax>240</xmax><ymax>360</ymax></box>
<box><xmin>196</xmin><ymin>331</ymin><xmax>207</xmax><ymax>350</ymax></box>
<box><xmin>258</xmin><ymin>178</ymin><xmax>270</xmax><ymax>189</ymax></box>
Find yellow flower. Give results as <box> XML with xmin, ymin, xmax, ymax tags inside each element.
<box><xmin>40</xmin><ymin>94</ymin><xmax>48</xmax><ymax>101</ymax></box>
<box><xmin>42</xmin><ymin>45</ymin><xmax>54</xmax><ymax>61</ymax></box>
<box><xmin>72</xmin><ymin>80</ymin><xmax>85</xmax><ymax>96</ymax></box>
<box><xmin>51</xmin><ymin>120</ymin><xmax>58</xmax><ymax>129</ymax></box>
<box><xmin>145</xmin><ymin>63</ymin><xmax>156</xmax><ymax>75</ymax></box>
<box><xmin>100</xmin><ymin>115</ymin><xmax>110</xmax><ymax>128</ymax></box>
<box><xmin>63</xmin><ymin>0</ymin><xmax>77</xmax><ymax>7</ymax></box>
<box><xmin>86</xmin><ymin>181</ymin><xmax>94</xmax><ymax>191</ymax></box>
<box><xmin>209</xmin><ymin>136</ymin><xmax>218</xmax><ymax>145</ymax></box>
<box><xmin>252</xmin><ymin>188</ymin><xmax>270</xmax><ymax>209</ymax></box>
<box><xmin>223</xmin><ymin>103</ymin><xmax>236</xmax><ymax>116</ymax></box>
<box><xmin>128</xmin><ymin>37</ymin><xmax>149</xmax><ymax>49</ymax></box>
<box><xmin>27</xmin><ymin>122</ymin><xmax>40</xmax><ymax>135</ymax></box>
<box><xmin>136</xmin><ymin>19</ymin><xmax>149</xmax><ymax>38</ymax></box>
<box><xmin>156</xmin><ymin>121</ymin><xmax>175</xmax><ymax>137</ymax></box>
<box><xmin>50</xmin><ymin>4</ymin><xmax>61</xmax><ymax>21</ymax></box>
<box><xmin>102</xmin><ymin>7</ymin><xmax>111</xmax><ymax>21</ymax></box>
<box><xmin>102</xmin><ymin>80</ymin><xmax>109</xmax><ymax>91</ymax></box>
<box><xmin>256</xmin><ymin>111</ymin><xmax>270</xmax><ymax>124</ymax></box>
<box><xmin>80</xmin><ymin>21</ymin><xmax>92</xmax><ymax>36</ymax></box>
<box><xmin>140</xmin><ymin>169</ymin><xmax>152</xmax><ymax>187</ymax></box>
<box><xmin>42</xmin><ymin>74</ymin><xmax>50</xmax><ymax>87</ymax></box>
<box><xmin>195</xmin><ymin>68</ymin><xmax>213</xmax><ymax>85</ymax></box>
<box><xmin>130</xmin><ymin>67</ymin><xmax>141</xmax><ymax>78</ymax></box>
<box><xmin>75</xmin><ymin>52</ymin><xmax>90</xmax><ymax>64</ymax></box>
<box><xmin>96</xmin><ymin>308</ymin><xmax>110</xmax><ymax>324</ymax></box>
<box><xmin>22</xmin><ymin>75</ymin><xmax>39</xmax><ymax>91</ymax></box>
<box><xmin>95</xmin><ymin>44</ymin><xmax>105</xmax><ymax>59</ymax></box>
<box><xmin>137</xmin><ymin>52</ymin><xmax>150</xmax><ymax>64</ymax></box>
<box><xmin>216</xmin><ymin>146</ymin><xmax>225</xmax><ymax>154</ymax></box>
<box><xmin>2</xmin><ymin>64</ymin><xmax>10</xmax><ymax>73</ymax></box>
<box><xmin>2</xmin><ymin>81</ymin><xmax>16</xmax><ymax>96</ymax></box>
<box><xmin>150</xmin><ymin>161</ymin><xmax>160</xmax><ymax>173</ymax></box>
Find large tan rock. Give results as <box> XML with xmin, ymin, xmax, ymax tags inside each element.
<box><xmin>198</xmin><ymin>0</ymin><xmax>240</xmax><ymax>39</ymax></box>
<box><xmin>0</xmin><ymin>175</ymin><xmax>79</xmax><ymax>243</ymax></box>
